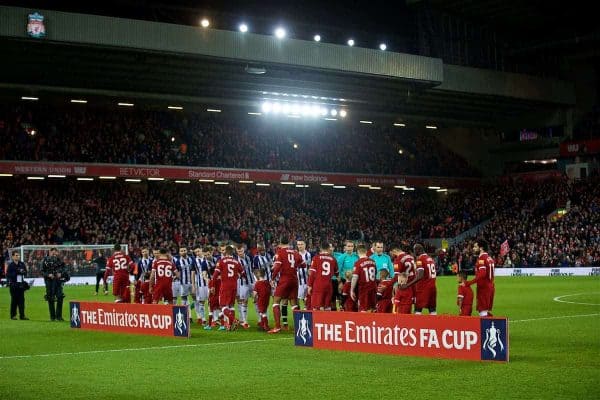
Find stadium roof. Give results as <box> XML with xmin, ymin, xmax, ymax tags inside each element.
<box><xmin>0</xmin><ymin>5</ymin><xmax>576</xmax><ymax>128</ymax></box>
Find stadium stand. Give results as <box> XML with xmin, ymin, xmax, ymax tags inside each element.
<box><xmin>2</xmin><ymin>175</ymin><xmax>598</xmax><ymax>276</ymax></box>
<box><xmin>0</xmin><ymin>105</ymin><xmax>480</xmax><ymax>177</ymax></box>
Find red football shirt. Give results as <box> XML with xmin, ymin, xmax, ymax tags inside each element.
<box><xmin>377</xmin><ymin>278</ymin><xmax>394</xmax><ymax>300</ymax></box>
<box><xmin>213</xmin><ymin>256</ymin><xmax>244</xmax><ymax>287</ymax></box>
<box><xmin>254</xmin><ymin>280</ymin><xmax>271</xmax><ymax>303</ymax></box>
<box><xmin>107</xmin><ymin>251</ymin><xmax>135</xmax><ymax>279</ymax></box>
<box><xmin>352</xmin><ymin>257</ymin><xmax>378</xmax><ymax>292</ymax></box>
<box><xmin>457</xmin><ymin>284</ymin><xmax>474</xmax><ymax>307</ymax></box>
<box><xmin>415</xmin><ymin>253</ymin><xmax>436</xmax><ymax>290</ymax></box>
<box><xmin>152</xmin><ymin>259</ymin><xmax>175</xmax><ymax>286</ymax></box>
<box><xmin>308</xmin><ymin>254</ymin><xmax>338</xmax><ymax>291</ymax></box>
<box><xmin>394</xmin><ymin>252</ymin><xmax>416</xmax><ymax>281</ymax></box>
<box><xmin>473</xmin><ymin>252</ymin><xmax>495</xmax><ymax>288</ymax></box>
<box><xmin>272</xmin><ymin>247</ymin><xmax>305</xmax><ymax>283</ymax></box>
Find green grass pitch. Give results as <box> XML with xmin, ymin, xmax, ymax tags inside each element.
<box><xmin>1</xmin><ymin>276</ymin><xmax>599</xmax><ymax>399</ymax></box>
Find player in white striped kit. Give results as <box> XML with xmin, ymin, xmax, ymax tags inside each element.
<box><xmin>173</xmin><ymin>247</ymin><xmax>195</xmax><ymax>306</ymax></box>
<box><xmin>296</xmin><ymin>240</ymin><xmax>312</xmax><ymax>310</ymax></box>
<box><xmin>235</xmin><ymin>243</ymin><xmax>255</xmax><ymax>329</ymax></box>
<box><xmin>192</xmin><ymin>247</ymin><xmax>210</xmax><ymax>326</ymax></box>
<box><xmin>253</xmin><ymin>244</ymin><xmax>273</xmax><ymax>284</ymax></box>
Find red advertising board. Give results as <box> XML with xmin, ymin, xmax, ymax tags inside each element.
<box><xmin>0</xmin><ymin>161</ymin><xmax>479</xmax><ymax>188</ymax></box>
<box><xmin>294</xmin><ymin>311</ymin><xmax>508</xmax><ymax>362</ymax></box>
<box><xmin>560</xmin><ymin>139</ymin><xmax>600</xmax><ymax>157</ymax></box>
<box><xmin>69</xmin><ymin>301</ymin><xmax>190</xmax><ymax>338</ymax></box>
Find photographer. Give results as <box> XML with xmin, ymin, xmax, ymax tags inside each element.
<box><xmin>7</xmin><ymin>251</ymin><xmax>29</xmax><ymax>320</ymax></box>
<box><xmin>41</xmin><ymin>248</ymin><xmax>70</xmax><ymax>321</ymax></box>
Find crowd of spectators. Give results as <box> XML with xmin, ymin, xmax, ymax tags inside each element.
<box><xmin>2</xmin><ymin>175</ymin><xmax>598</xmax><ymax>277</ymax></box>
<box><xmin>448</xmin><ymin>177</ymin><xmax>600</xmax><ymax>268</ymax></box>
<box><xmin>0</xmin><ymin>104</ymin><xmax>480</xmax><ymax>177</ymax></box>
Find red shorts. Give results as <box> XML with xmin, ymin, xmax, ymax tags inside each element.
<box><xmin>256</xmin><ymin>296</ymin><xmax>270</xmax><ymax>314</ymax></box>
<box><xmin>219</xmin><ymin>286</ymin><xmax>237</xmax><ymax>307</ymax></box>
<box><xmin>358</xmin><ymin>287</ymin><xmax>377</xmax><ymax>311</ymax></box>
<box><xmin>113</xmin><ymin>275</ymin><xmax>130</xmax><ymax>298</ymax></box>
<box><xmin>376</xmin><ymin>299</ymin><xmax>392</xmax><ymax>313</ymax></box>
<box><xmin>311</xmin><ymin>285</ymin><xmax>333</xmax><ymax>309</ymax></box>
<box><xmin>209</xmin><ymin>292</ymin><xmax>220</xmax><ymax>310</ymax></box>
<box><xmin>153</xmin><ymin>281</ymin><xmax>172</xmax><ymax>303</ymax></box>
<box><xmin>460</xmin><ymin>305</ymin><xmax>473</xmax><ymax>316</ymax></box>
<box><xmin>476</xmin><ymin>285</ymin><xmax>495</xmax><ymax>312</ymax></box>
<box><xmin>415</xmin><ymin>285</ymin><xmax>437</xmax><ymax>310</ymax></box>
<box><xmin>274</xmin><ymin>279</ymin><xmax>298</xmax><ymax>300</ymax></box>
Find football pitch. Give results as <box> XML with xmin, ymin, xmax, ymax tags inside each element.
<box><xmin>1</xmin><ymin>276</ymin><xmax>598</xmax><ymax>400</ymax></box>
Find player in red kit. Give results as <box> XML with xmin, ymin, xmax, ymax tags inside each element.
<box><xmin>457</xmin><ymin>270</ymin><xmax>473</xmax><ymax>316</ymax></box>
<box><xmin>391</xmin><ymin>245</ymin><xmax>416</xmax><ymax>314</ymax></box>
<box><xmin>393</xmin><ymin>274</ymin><xmax>412</xmax><ymax>314</ymax></box>
<box><xmin>466</xmin><ymin>239</ymin><xmax>495</xmax><ymax>316</ymax></box>
<box><xmin>269</xmin><ymin>236</ymin><xmax>306</xmax><ymax>333</ymax></box>
<box><xmin>375</xmin><ymin>269</ymin><xmax>394</xmax><ymax>313</ymax></box>
<box><xmin>149</xmin><ymin>248</ymin><xmax>178</xmax><ymax>304</ymax></box>
<box><xmin>341</xmin><ymin>271</ymin><xmax>357</xmax><ymax>311</ymax></box>
<box><xmin>402</xmin><ymin>243</ymin><xmax>437</xmax><ymax>315</ymax></box>
<box><xmin>212</xmin><ymin>245</ymin><xmax>244</xmax><ymax>331</ymax></box>
<box><xmin>350</xmin><ymin>244</ymin><xmax>378</xmax><ymax>312</ymax></box>
<box><xmin>105</xmin><ymin>244</ymin><xmax>136</xmax><ymax>303</ymax></box>
<box><xmin>253</xmin><ymin>269</ymin><xmax>271</xmax><ymax>330</ymax></box>
<box><xmin>308</xmin><ymin>242</ymin><xmax>339</xmax><ymax>310</ymax></box>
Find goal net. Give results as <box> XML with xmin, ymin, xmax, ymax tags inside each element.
<box><xmin>8</xmin><ymin>244</ymin><xmax>129</xmax><ymax>278</ymax></box>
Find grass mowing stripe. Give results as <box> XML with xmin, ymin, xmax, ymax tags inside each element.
<box><xmin>0</xmin><ymin>337</ymin><xmax>289</xmax><ymax>360</ymax></box>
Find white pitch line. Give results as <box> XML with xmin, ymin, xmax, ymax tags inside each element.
<box><xmin>511</xmin><ymin>313</ymin><xmax>600</xmax><ymax>323</ymax></box>
<box><xmin>552</xmin><ymin>292</ymin><xmax>600</xmax><ymax>306</ymax></box>
<box><xmin>0</xmin><ymin>337</ymin><xmax>289</xmax><ymax>361</ymax></box>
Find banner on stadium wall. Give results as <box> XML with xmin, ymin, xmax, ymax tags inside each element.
<box><xmin>495</xmin><ymin>267</ymin><xmax>600</xmax><ymax>277</ymax></box>
<box><xmin>69</xmin><ymin>301</ymin><xmax>190</xmax><ymax>338</ymax></box>
<box><xmin>560</xmin><ymin>139</ymin><xmax>600</xmax><ymax>157</ymax></box>
<box><xmin>503</xmin><ymin>170</ymin><xmax>563</xmax><ymax>183</ymax></box>
<box><xmin>294</xmin><ymin>311</ymin><xmax>509</xmax><ymax>362</ymax></box>
<box><xmin>0</xmin><ymin>161</ymin><xmax>479</xmax><ymax>188</ymax></box>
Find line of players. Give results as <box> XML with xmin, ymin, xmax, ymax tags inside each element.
<box><xmin>103</xmin><ymin>237</ymin><xmax>496</xmax><ymax>332</ymax></box>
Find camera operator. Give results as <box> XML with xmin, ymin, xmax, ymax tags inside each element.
<box><xmin>41</xmin><ymin>248</ymin><xmax>70</xmax><ymax>321</ymax></box>
<box><xmin>7</xmin><ymin>251</ymin><xmax>29</xmax><ymax>320</ymax></box>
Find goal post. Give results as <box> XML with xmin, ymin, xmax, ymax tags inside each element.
<box><xmin>8</xmin><ymin>244</ymin><xmax>129</xmax><ymax>278</ymax></box>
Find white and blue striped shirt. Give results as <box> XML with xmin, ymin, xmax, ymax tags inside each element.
<box><xmin>297</xmin><ymin>251</ymin><xmax>311</xmax><ymax>285</ymax></box>
<box><xmin>175</xmin><ymin>256</ymin><xmax>194</xmax><ymax>285</ymax></box>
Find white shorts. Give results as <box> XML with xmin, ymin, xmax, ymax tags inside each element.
<box><xmin>298</xmin><ymin>284</ymin><xmax>308</xmax><ymax>300</ymax></box>
<box><xmin>172</xmin><ymin>281</ymin><xmax>192</xmax><ymax>297</ymax></box>
<box><xmin>237</xmin><ymin>282</ymin><xmax>254</xmax><ymax>300</ymax></box>
<box><xmin>195</xmin><ymin>286</ymin><xmax>209</xmax><ymax>302</ymax></box>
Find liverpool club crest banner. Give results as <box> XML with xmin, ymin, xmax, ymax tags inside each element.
<box><xmin>294</xmin><ymin>311</ymin><xmax>508</xmax><ymax>362</ymax></box>
<box><xmin>27</xmin><ymin>12</ymin><xmax>46</xmax><ymax>38</ymax></box>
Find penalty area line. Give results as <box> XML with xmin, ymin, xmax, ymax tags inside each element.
<box><xmin>511</xmin><ymin>313</ymin><xmax>600</xmax><ymax>323</ymax></box>
<box><xmin>0</xmin><ymin>337</ymin><xmax>289</xmax><ymax>360</ymax></box>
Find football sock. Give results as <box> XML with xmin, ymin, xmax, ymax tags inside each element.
<box><xmin>273</xmin><ymin>303</ymin><xmax>281</xmax><ymax>328</ymax></box>
<box><xmin>282</xmin><ymin>305</ymin><xmax>288</xmax><ymax>325</ymax></box>
<box><xmin>241</xmin><ymin>303</ymin><xmax>248</xmax><ymax>323</ymax></box>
